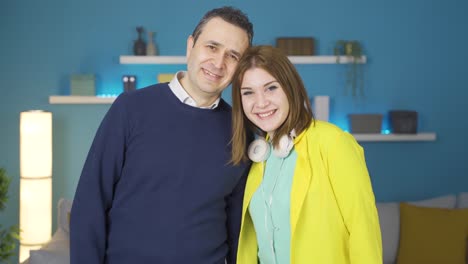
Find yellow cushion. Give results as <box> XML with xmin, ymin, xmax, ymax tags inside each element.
<box><xmin>397</xmin><ymin>203</ymin><xmax>468</xmax><ymax>264</ymax></box>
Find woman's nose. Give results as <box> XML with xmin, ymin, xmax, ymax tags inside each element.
<box><xmin>256</xmin><ymin>93</ymin><xmax>270</xmax><ymax>108</ymax></box>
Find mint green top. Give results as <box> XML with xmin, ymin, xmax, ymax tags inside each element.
<box><xmin>249</xmin><ymin>145</ymin><xmax>297</xmax><ymax>264</ymax></box>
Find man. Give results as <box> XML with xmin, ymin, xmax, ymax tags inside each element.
<box><xmin>70</xmin><ymin>6</ymin><xmax>253</xmax><ymax>264</ymax></box>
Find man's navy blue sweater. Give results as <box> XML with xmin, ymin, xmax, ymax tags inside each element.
<box><xmin>70</xmin><ymin>84</ymin><xmax>250</xmax><ymax>264</ymax></box>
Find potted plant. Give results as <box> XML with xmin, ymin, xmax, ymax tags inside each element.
<box><xmin>334</xmin><ymin>40</ymin><xmax>365</xmax><ymax>97</ymax></box>
<box><xmin>0</xmin><ymin>167</ymin><xmax>20</xmax><ymax>263</ymax></box>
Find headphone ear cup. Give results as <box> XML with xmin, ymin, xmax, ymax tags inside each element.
<box><xmin>248</xmin><ymin>138</ymin><xmax>271</xmax><ymax>162</ymax></box>
<box><xmin>273</xmin><ymin>134</ymin><xmax>294</xmax><ymax>158</ymax></box>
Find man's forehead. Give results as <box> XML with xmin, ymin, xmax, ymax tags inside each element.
<box><xmin>198</xmin><ymin>18</ymin><xmax>249</xmax><ymax>50</ymax></box>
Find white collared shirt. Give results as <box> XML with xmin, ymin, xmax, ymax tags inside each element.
<box><xmin>168</xmin><ymin>71</ymin><xmax>220</xmax><ymax>109</ymax></box>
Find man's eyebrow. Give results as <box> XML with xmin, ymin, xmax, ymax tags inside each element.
<box><xmin>205</xmin><ymin>40</ymin><xmax>242</xmax><ymax>58</ymax></box>
<box><xmin>206</xmin><ymin>40</ymin><xmax>221</xmax><ymax>46</ymax></box>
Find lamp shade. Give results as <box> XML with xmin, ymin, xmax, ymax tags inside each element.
<box><xmin>19</xmin><ymin>110</ymin><xmax>52</xmax><ymax>263</ymax></box>
<box><xmin>20</xmin><ymin>111</ymin><xmax>52</xmax><ymax>178</ymax></box>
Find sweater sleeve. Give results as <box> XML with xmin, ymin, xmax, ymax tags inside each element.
<box><xmin>225</xmin><ymin>163</ymin><xmax>250</xmax><ymax>264</ymax></box>
<box><xmin>327</xmin><ymin>132</ymin><xmax>383</xmax><ymax>264</ymax></box>
<box><xmin>70</xmin><ymin>94</ymin><xmax>129</xmax><ymax>264</ymax></box>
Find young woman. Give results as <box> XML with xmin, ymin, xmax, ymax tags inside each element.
<box><xmin>231</xmin><ymin>45</ymin><xmax>382</xmax><ymax>264</ymax></box>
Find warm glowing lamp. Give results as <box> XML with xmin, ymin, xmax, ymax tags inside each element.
<box><xmin>19</xmin><ymin>110</ymin><xmax>52</xmax><ymax>263</ymax></box>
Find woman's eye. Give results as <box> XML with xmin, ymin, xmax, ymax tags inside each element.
<box><xmin>267</xmin><ymin>85</ymin><xmax>278</xmax><ymax>91</ymax></box>
<box><xmin>241</xmin><ymin>91</ymin><xmax>253</xmax><ymax>96</ymax></box>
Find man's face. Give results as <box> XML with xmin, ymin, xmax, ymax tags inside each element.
<box><xmin>182</xmin><ymin>17</ymin><xmax>249</xmax><ymax>107</ymax></box>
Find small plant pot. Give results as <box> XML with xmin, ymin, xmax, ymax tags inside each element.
<box><xmin>348</xmin><ymin>114</ymin><xmax>383</xmax><ymax>134</ymax></box>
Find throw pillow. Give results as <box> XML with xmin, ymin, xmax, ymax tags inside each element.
<box><xmin>377</xmin><ymin>194</ymin><xmax>456</xmax><ymax>264</ymax></box>
<box><xmin>57</xmin><ymin>198</ymin><xmax>73</xmax><ymax>233</ymax></box>
<box><xmin>397</xmin><ymin>203</ymin><xmax>468</xmax><ymax>264</ymax></box>
<box><xmin>457</xmin><ymin>192</ymin><xmax>468</xmax><ymax>208</ymax></box>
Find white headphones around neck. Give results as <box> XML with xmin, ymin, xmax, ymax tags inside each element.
<box><xmin>247</xmin><ymin>130</ymin><xmax>296</xmax><ymax>162</ymax></box>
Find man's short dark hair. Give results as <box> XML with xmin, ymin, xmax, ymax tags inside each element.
<box><xmin>191</xmin><ymin>6</ymin><xmax>254</xmax><ymax>46</ymax></box>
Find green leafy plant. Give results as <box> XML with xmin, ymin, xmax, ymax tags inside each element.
<box><xmin>334</xmin><ymin>40</ymin><xmax>365</xmax><ymax>97</ymax></box>
<box><xmin>0</xmin><ymin>167</ymin><xmax>20</xmax><ymax>263</ymax></box>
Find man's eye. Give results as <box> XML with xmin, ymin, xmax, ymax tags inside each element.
<box><xmin>229</xmin><ymin>54</ymin><xmax>239</xmax><ymax>61</ymax></box>
<box><xmin>224</xmin><ymin>53</ymin><xmax>239</xmax><ymax>62</ymax></box>
<box><xmin>207</xmin><ymin>45</ymin><xmax>216</xmax><ymax>51</ymax></box>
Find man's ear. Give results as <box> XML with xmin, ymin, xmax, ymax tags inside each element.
<box><xmin>186</xmin><ymin>35</ymin><xmax>194</xmax><ymax>58</ymax></box>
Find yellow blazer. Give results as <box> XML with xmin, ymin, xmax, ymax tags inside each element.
<box><xmin>237</xmin><ymin>121</ymin><xmax>382</xmax><ymax>264</ymax></box>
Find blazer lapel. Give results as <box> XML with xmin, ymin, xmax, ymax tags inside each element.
<box><xmin>290</xmin><ymin>130</ymin><xmax>312</xmax><ymax>237</ymax></box>
<box><xmin>242</xmin><ymin>161</ymin><xmax>263</xmax><ymax>219</ymax></box>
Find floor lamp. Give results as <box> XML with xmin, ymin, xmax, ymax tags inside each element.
<box><xmin>19</xmin><ymin>110</ymin><xmax>52</xmax><ymax>263</ymax></box>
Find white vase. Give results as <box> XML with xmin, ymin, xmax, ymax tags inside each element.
<box><xmin>146</xmin><ymin>31</ymin><xmax>157</xmax><ymax>56</ymax></box>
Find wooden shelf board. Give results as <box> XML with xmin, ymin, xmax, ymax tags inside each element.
<box><xmin>47</xmin><ymin>97</ymin><xmax>439</xmax><ymax>143</ymax></box>
<box><xmin>119</xmin><ymin>55</ymin><xmax>367</xmax><ymax>65</ymax></box>
<box><xmin>352</xmin><ymin>133</ymin><xmax>436</xmax><ymax>142</ymax></box>
<box><xmin>49</xmin><ymin>96</ymin><xmax>116</xmax><ymax>104</ymax></box>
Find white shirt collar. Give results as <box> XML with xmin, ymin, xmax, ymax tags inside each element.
<box><xmin>168</xmin><ymin>71</ymin><xmax>220</xmax><ymax>109</ymax></box>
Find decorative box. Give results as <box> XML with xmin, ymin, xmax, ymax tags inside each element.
<box><xmin>312</xmin><ymin>96</ymin><xmax>329</xmax><ymax>122</ymax></box>
<box><xmin>276</xmin><ymin>37</ymin><xmax>315</xmax><ymax>55</ymax></box>
<box><xmin>71</xmin><ymin>74</ymin><xmax>95</xmax><ymax>96</ymax></box>
<box><xmin>157</xmin><ymin>73</ymin><xmax>174</xmax><ymax>83</ymax></box>
<box><xmin>348</xmin><ymin>114</ymin><xmax>383</xmax><ymax>134</ymax></box>
<box><xmin>389</xmin><ymin>110</ymin><xmax>418</xmax><ymax>134</ymax></box>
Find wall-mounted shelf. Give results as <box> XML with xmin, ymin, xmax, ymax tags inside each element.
<box><xmin>47</xmin><ymin>95</ymin><xmax>438</xmax><ymax>142</ymax></box>
<box><xmin>120</xmin><ymin>56</ymin><xmax>186</xmax><ymax>64</ymax></box>
<box><xmin>288</xmin><ymin>56</ymin><xmax>366</xmax><ymax>64</ymax></box>
<box><xmin>353</xmin><ymin>133</ymin><xmax>436</xmax><ymax>142</ymax></box>
<box><xmin>49</xmin><ymin>96</ymin><xmax>116</xmax><ymax>104</ymax></box>
<box><xmin>119</xmin><ymin>55</ymin><xmax>366</xmax><ymax>65</ymax></box>
<box><xmin>52</xmin><ymin>56</ymin><xmax>366</xmax><ymax>103</ymax></box>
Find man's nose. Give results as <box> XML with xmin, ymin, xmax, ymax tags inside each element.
<box><xmin>212</xmin><ymin>53</ymin><xmax>226</xmax><ymax>69</ymax></box>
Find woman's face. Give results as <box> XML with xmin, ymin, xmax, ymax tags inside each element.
<box><xmin>240</xmin><ymin>67</ymin><xmax>289</xmax><ymax>134</ymax></box>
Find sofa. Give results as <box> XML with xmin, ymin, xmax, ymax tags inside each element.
<box><xmin>23</xmin><ymin>193</ymin><xmax>468</xmax><ymax>264</ymax></box>
<box><xmin>22</xmin><ymin>198</ymin><xmax>72</xmax><ymax>264</ymax></box>
<box><xmin>377</xmin><ymin>192</ymin><xmax>468</xmax><ymax>264</ymax></box>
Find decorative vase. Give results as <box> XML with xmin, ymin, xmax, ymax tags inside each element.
<box><xmin>146</xmin><ymin>31</ymin><xmax>158</xmax><ymax>56</ymax></box>
<box><xmin>133</xmin><ymin>26</ymin><xmax>146</xmax><ymax>56</ymax></box>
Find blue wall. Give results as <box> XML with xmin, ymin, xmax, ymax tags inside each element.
<box><xmin>1</xmin><ymin>0</ymin><xmax>468</xmax><ymax>261</ymax></box>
